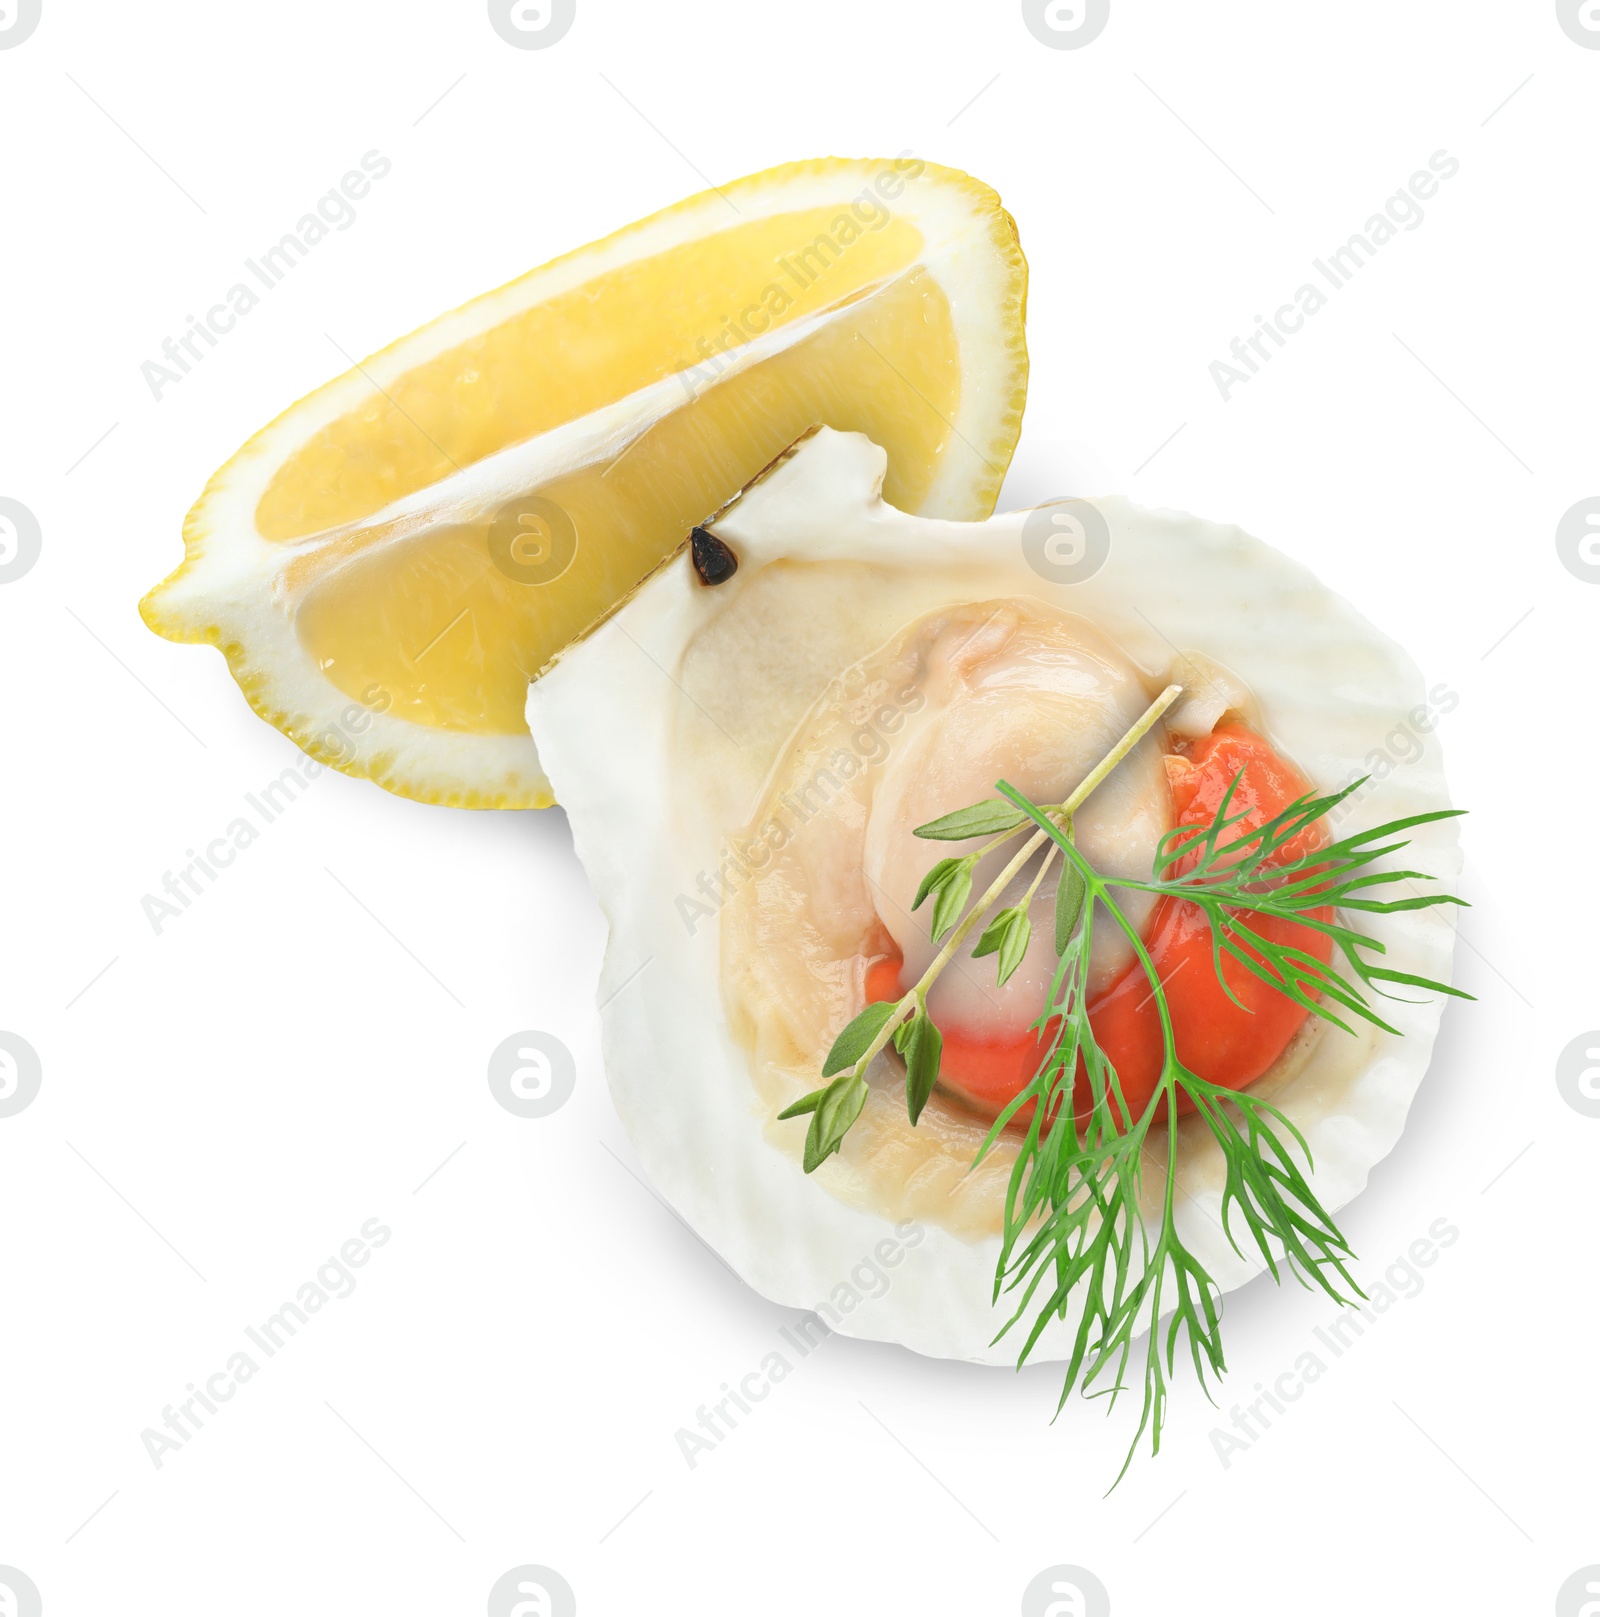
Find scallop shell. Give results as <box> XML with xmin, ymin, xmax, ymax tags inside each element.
<box><xmin>526</xmin><ymin>427</ymin><xmax>1460</xmax><ymax>1363</ymax></box>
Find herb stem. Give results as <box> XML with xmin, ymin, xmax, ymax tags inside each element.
<box><xmin>1018</xmin><ymin>842</ymin><xmax>1060</xmax><ymax>912</ymax></box>
<box><xmin>1053</xmin><ymin>684</ymin><xmax>1183</xmax><ymax>821</ymax></box>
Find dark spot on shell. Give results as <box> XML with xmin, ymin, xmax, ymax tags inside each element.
<box><xmin>691</xmin><ymin>526</ymin><xmax>738</xmax><ymax>586</ymax></box>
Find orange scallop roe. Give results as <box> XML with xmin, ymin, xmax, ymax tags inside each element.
<box><xmin>865</xmin><ymin>726</ymin><xmax>1333</xmax><ymax>1130</ymax></box>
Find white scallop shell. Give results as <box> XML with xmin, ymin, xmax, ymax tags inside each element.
<box><xmin>526</xmin><ymin>427</ymin><xmax>1460</xmax><ymax>1364</ymax></box>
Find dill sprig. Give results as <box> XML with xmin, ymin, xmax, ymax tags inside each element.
<box><xmin>780</xmin><ymin>686</ymin><xmax>1469</xmax><ymax>1479</ymax></box>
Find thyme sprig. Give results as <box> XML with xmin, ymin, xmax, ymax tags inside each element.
<box><xmin>779</xmin><ymin>685</ymin><xmax>1184</xmax><ymax>1159</ymax></box>
<box><xmin>779</xmin><ymin>686</ymin><xmax>1469</xmax><ymax>1476</ymax></box>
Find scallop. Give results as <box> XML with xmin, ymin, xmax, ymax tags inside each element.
<box><xmin>526</xmin><ymin>427</ymin><xmax>1460</xmax><ymax>1364</ymax></box>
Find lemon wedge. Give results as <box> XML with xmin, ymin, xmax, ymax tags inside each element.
<box><xmin>141</xmin><ymin>157</ymin><xmax>1029</xmax><ymax>807</ymax></box>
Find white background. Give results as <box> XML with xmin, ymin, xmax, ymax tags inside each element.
<box><xmin>0</xmin><ymin>2</ymin><xmax>1594</xmax><ymax>1613</ymax></box>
